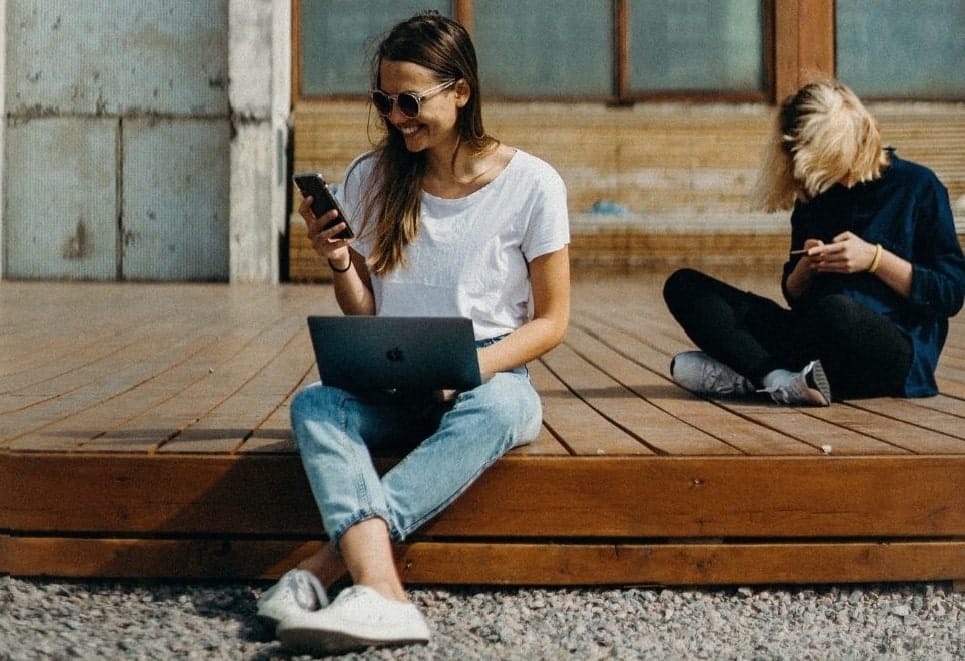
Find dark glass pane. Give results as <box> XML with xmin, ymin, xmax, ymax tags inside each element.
<box><xmin>300</xmin><ymin>1</ymin><xmax>452</xmax><ymax>96</ymax></box>
<box><xmin>473</xmin><ymin>0</ymin><xmax>612</xmax><ymax>97</ymax></box>
<box><xmin>836</xmin><ymin>0</ymin><xmax>965</xmax><ymax>99</ymax></box>
<box><xmin>629</xmin><ymin>0</ymin><xmax>763</xmax><ymax>93</ymax></box>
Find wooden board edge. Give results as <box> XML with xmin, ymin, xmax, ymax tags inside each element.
<box><xmin>3</xmin><ymin>536</ymin><xmax>963</xmax><ymax>587</ymax></box>
<box><xmin>401</xmin><ymin>540</ymin><xmax>965</xmax><ymax>587</ymax></box>
<box><xmin>3</xmin><ymin>454</ymin><xmax>965</xmax><ymax>538</ymax></box>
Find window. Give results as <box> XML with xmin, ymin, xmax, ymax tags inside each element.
<box><xmin>836</xmin><ymin>0</ymin><xmax>965</xmax><ymax>100</ymax></box>
<box><xmin>298</xmin><ymin>0</ymin><xmax>452</xmax><ymax>96</ymax></box>
<box><xmin>473</xmin><ymin>1</ymin><xmax>612</xmax><ymax>98</ymax></box>
<box><xmin>296</xmin><ymin>1</ymin><xmax>965</xmax><ymax>103</ymax></box>
<box><xmin>628</xmin><ymin>0</ymin><xmax>764</xmax><ymax>95</ymax></box>
<box><xmin>296</xmin><ymin>0</ymin><xmax>767</xmax><ymax>101</ymax></box>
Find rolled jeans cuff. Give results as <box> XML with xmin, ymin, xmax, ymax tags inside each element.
<box><xmin>328</xmin><ymin>509</ymin><xmax>400</xmax><ymax>551</ymax></box>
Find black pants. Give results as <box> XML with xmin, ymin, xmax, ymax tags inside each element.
<box><xmin>662</xmin><ymin>268</ymin><xmax>912</xmax><ymax>399</ymax></box>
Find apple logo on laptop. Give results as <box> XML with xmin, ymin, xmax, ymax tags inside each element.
<box><xmin>386</xmin><ymin>347</ymin><xmax>405</xmax><ymax>362</ymax></box>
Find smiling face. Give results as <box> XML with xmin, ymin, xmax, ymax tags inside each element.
<box><xmin>377</xmin><ymin>59</ymin><xmax>467</xmax><ymax>156</ymax></box>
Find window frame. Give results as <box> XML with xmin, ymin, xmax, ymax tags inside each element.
<box><xmin>291</xmin><ymin>0</ymin><xmax>835</xmax><ymax>105</ymax></box>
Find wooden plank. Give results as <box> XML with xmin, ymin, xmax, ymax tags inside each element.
<box><xmin>240</xmin><ymin>398</ymin><xmax>301</xmax><ymax>455</ymax></box>
<box><xmin>291</xmin><ymin>215</ymin><xmax>791</xmax><ymax>283</ymax></box>
<box><xmin>236</xmin><ymin>357</ymin><xmax>571</xmax><ymax>457</ymax></box>
<box><xmin>718</xmin><ymin>402</ymin><xmax>910</xmax><ymax>456</ymax></box>
<box><xmin>798</xmin><ymin>403</ymin><xmax>964</xmax><ymax>455</ymax></box>
<box><xmin>0</xmin><ymin>284</ymin><xmax>328</xmax><ymax>451</ymax></box>
<box><xmin>0</xmin><ymin>453</ymin><xmax>320</xmax><ymax>535</ymax></box>
<box><xmin>158</xmin><ymin>316</ymin><xmax>311</xmax><ymax>454</ymax></box>
<box><xmin>529</xmin><ymin>360</ymin><xmax>649</xmax><ymax>456</ymax></box>
<box><xmin>0</xmin><ymin>287</ymin><xmax>150</xmax><ymax>381</ymax></box>
<box><xmin>0</xmin><ymin>295</ymin><xmax>214</xmax><ymax>447</ymax></box>
<box><xmin>796</xmin><ymin>0</ymin><xmax>835</xmax><ymax>83</ymax></box>
<box><xmin>4</xmin><ymin>453</ymin><xmax>963</xmax><ymax>539</ymax></box>
<box><xmin>4</xmin><ymin>536</ymin><xmax>961</xmax><ymax>586</ymax></box>
<box><xmin>906</xmin><ymin>394</ymin><xmax>965</xmax><ymax>420</ymax></box>
<box><xmin>548</xmin><ymin>336</ymin><xmax>741</xmax><ymax>456</ymax></box>
<box><xmin>564</xmin><ymin>323</ymin><xmax>817</xmax><ymax>456</ymax></box>
<box><xmin>937</xmin><ymin>376</ymin><xmax>965</xmax><ymax>400</ymax></box>
<box><xmin>0</xmin><ymin>331</ymin><xmax>140</xmax><ymax>395</ymax></box>
<box><xmin>400</xmin><ymin>540</ymin><xmax>965</xmax><ymax>587</ymax></box>
<box><xmin>844</xmin><ymin>398</ymin><xmax>965</xmax><ymax>451</ymax></box>
<box><xmin>422</xmin><ymin>456</ymin><xmax>965</xmax><ymax>539</ymax></box>
<box><xmin>539</xmin><ymin>345</ymin><xmax>663</xmax><ymax>455</ymax></box>
<box><xmin>4</xmin><ymin>325</ymin><xmax>254</xmax><ymax>451</ymax></box>
<box><xmin>78</xmin><ymin>300</ymin><xmax>325</xmax><ymax>454</ymax></box>
<box><xmin>773</xmin><ymin>0</ymin><xmax>800</xmax><ymax>102</ymax></box>
<box><xmin>510</xmin><ymin>425</ymin><xmax>572</xmax><ymax>456</ymax></box>
<box><xmin>0</xmin><ymin>536</ymin><xmax>321</xmax><ymax>580</ymax></box>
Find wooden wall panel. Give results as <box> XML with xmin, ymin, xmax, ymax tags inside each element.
<box><xmin>773</xmin><ymin>0</ymin><xmax>835</xmax><ymax>101</ymax></box>
<box><xmin>289</xmin><ymin>101</ymin><xmax>965</xmax><ymax>281</ymax></box>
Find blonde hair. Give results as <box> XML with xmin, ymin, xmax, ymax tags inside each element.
<box><xmin>749</xmin><ymin>79</ymin><xmax>889</xmax><ymax>212</ymax></box>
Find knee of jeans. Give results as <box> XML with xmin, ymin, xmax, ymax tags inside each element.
<box><xmin>468</xmin><ymin>373</ymin><xmax>541</xmax><ymax>440</ymax></box>
<box><xmin>289</xmin><ymin>383</ymin><xmax>340</xmax><ymax>449</ymax></box>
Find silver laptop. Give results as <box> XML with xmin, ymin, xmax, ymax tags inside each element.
<box><xmin>307</xmin><ymin>316</ymin><xmax>482</xmax><ymax>392</ymax></box>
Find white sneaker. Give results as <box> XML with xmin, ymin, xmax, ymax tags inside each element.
<box><xmin>276</xmin><ymin>585</ymin><xmax>430</xmax><ymax>654</ymax></box>
<box><xmin>764</xmin><ymin>360</ymin><xmax>831</xmax><ymax>406</ymax></box>
<box><xmin>670</xmin><ymin>351</ymin><xmax>756</xmax><ymax>397</ymax></box>
<box><xmin>256</xmin><ymin>569</ymin><xmax>328</xmax><ymax>625</ymax></box>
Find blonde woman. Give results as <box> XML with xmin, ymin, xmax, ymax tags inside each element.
<box><xmin>256</xmin><ymin>11</ymin><xmax>570</xmax><ymax>655</ymax></box>
<box><xmin>664</xmin><ymin>79</ymin><xmax>965</xmax><ymax>404</ymax></box>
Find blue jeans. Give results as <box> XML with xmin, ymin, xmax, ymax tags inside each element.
<box><xmin>289</xmin><ymin>364</ymin><xmax>541</xmax><ymax>547</ymax></box>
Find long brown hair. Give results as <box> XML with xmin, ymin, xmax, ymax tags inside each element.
<box><xmin>749</xmin><ymin>79</ymin><xmax>889</xmax><ymax>212</ymax></box>
<box><xmin>362</xmin><ymin>11</ymin><xmax>498</xmax><ymax>274</ymax></box>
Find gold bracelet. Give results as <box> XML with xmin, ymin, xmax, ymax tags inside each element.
<box><xmin>867</xmin><ymin>243</ymin><xmax>883</xmax><ymax>274</ymax></box>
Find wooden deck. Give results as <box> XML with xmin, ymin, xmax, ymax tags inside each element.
<box><xmin>1</xmin><ymin>277</ymin><xmax>963</xmax><ymax>588</ymax></box>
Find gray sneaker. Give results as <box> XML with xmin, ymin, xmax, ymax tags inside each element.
<box><xmin>765</xmin><ymin>360</ymin><xmax>831</xmax><ymax>406</ymax></box>
<box><xmin>277</xmin><ymin>585</ymin><xmax>430</xmax><ymax>654</ymax></box>
<box><xmin>670</xmin><ymin>351</ymin><xmax>756</xmax><ymax>397</ymax></box>
<box><xmin>256</xmin><ymin>568</ymin><xmax>329</xmax><ymax>626</ymax></box>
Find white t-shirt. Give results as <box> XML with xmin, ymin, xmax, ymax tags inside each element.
<box><xmin>338</xmin><ymin>149</ymin><xmax>570</xmax><ymax>340</ymax></box>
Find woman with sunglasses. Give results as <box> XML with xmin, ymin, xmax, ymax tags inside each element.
<box><xmin>257</xmin><ymin>11</ymin><xmax>570</xmax><ymax>655</ymax></box>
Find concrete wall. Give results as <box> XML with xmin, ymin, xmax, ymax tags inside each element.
<box><xmin>228</xmin><ymin>0</ymin><xmax>291</xmax><ymax>283</ymax></box>
<box><xmin>1</xmin><ymin>0</ymin><xmax>289</xmax><ymax>282</ymax></box>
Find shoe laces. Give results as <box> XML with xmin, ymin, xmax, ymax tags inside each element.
<box><xmin>761</xmin><ymin>363</ymin><xmax>828</xmax><ymax>406</ymax></box>
<box><xmin>764</xmin><ymin>385</ymin><xmax>794</xmax><ymax>404</ymax></box>
<box><xmin>699</xmin><ymin>360</ymin><xmax>751</xmax><ymax>395</ymax></box>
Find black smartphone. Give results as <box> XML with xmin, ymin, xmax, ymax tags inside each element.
<box><xmin>292</xmin><ymin>172</ymin><xmax>355</xmax><ymax>240</ymax></box>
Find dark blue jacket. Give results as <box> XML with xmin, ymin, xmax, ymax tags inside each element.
<box><xmin>782</xmin><ymin>152</ymin><xmax>965</xmax><ymax>396</ymax></box>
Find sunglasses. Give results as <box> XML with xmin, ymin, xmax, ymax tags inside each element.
<box><xmin>370</xmin><ymin>79</ymin><xmax>456</xmax><ymax>118</ymax></box>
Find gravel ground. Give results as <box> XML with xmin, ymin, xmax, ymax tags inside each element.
<box><xmin>1</xmin><ymin>576</ymin><xmax>962</xmax><ymax>660</ymax></box>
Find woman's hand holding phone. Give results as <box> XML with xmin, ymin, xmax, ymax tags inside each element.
<box><xmin>293</xmin><ymin>172</ymin><xmax>356</xmax><ymax>268</ymax></box>
<box><xmin>789</xmin><ymin>239</ymin><xmax>824</xmax><ymax>259</ymax></box>
<box><xmin>299</xmin><ymin>196</ymin><xmax>352</xmax><ymax>266</ymax></box>
<box><xmin>796</xmin><ymin>233</ymin><xmax>875</xmax><ymax>274</ymax></box>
